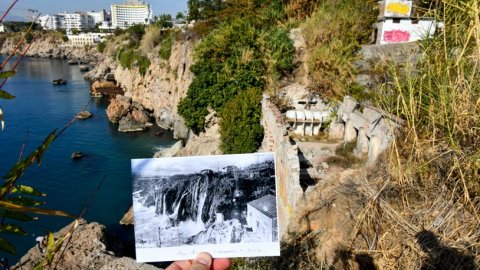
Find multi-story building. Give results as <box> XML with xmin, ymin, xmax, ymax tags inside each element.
<box><xmin>60</xmin><ymin>12</ymin><xmax>95</xmax><ymax>32</ymax></box>
<box><xmin>87</xmin><ymin>9</ymin><xmax>111</xmax><ymax>25</ymax></box>
<box><xmin>67</xmin><ymin>33</ymin><xmax>110</xmax><ymax>46</ymax></box>
<box><xmin>0</xmin><ymin>22</ymin><xmax>5</xmax><ymax>33</ymax></box>
<box><xmin>38</xmin><ymin>14</ymin><xmax>65</xmax><ymax>31</ymax></box>
<box><xmin>111</xmin><ymin>0</ymin><xmax>153</xmax><ymax>29</ymax></box>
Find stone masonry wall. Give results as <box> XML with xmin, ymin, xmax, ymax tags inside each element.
<box><xmin>261</xmin><ymin>95</ymin><xmax>303</xmax><ymax>237</ymax></box>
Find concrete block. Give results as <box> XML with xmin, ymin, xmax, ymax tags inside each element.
<box><xmin>344</xmin><ymin>120</ymin><xmax>357</xmax><ymax>143</ymax></box>
<box><xmin>342</xmin><ymin>96</ymin><xmax>358</xmax><ymax>114</ymax></box>
<box><xmin>350</xmin><ymin>112</ymin><xmax>369</xmax><ymax>130</ymax></box>
<box><xmin>328</xmin><ymin>122</ymin><xmax>345</xmax><ymax>140</ymax></box>
<box><xmin>354</xmin><ymin>127</ymin><xmax>369</xmax><ymax>157</ymax></box>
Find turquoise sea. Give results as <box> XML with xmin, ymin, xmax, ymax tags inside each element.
<box><xmin>0</xmin><ymin>57</ymin><xmax>175</xmax><ymax>263</ymax></box>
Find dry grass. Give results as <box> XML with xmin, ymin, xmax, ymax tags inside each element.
<box><xmin>346</xmin><ymin>171</ymin><xmax>480</xmax><ymax>269</ymax></box>
<box><xmin>139</xmin><ymin>25</ymin><xmax>162</xmax><ymax>54</ymax></box>
<box><xmin>345</xmin><ymin>1</ymin><xmax>480</xmax><ymax>268</ymax></box>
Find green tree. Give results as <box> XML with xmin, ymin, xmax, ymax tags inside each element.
<box><xmin>176</xmin><ymin>12</ymin><xmax>185</xmax><ymax>20</ymax></box>
<box><xmin>219</xmin><ymin>88</ymin><xmax>264</xmax><ymax>154</ymax></box>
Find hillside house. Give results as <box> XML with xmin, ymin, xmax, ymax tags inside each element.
<box><xmin>247</xmin><ymin>195</ymin><xmax>278</xmax><ymax>242</ymax></box>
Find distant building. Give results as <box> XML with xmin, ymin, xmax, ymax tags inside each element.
<box><xmin>60</xmin><ymin>12</ymin><xmax>95</xmax><ymax>32</ymax></box>
<box><xmin>246</xmin><ymin>195</ymin><xmax>278</xmax><ymax>242</ymax></box>
<box><xmin>0</xmin><ymin>22</ymin><xmax>4</xmax><ymax>33</ymax></box>
<box><xmin>38</xmin><ymin>14</ymin><xmax>65</xmax><ymax>31</ymax></box>
<box><xmin>111</xmin><ymin>0</ymin><xmax>153</xmax><ymax>29</ymax></box>
<box><xmin>87</xmin><ymin>9</ymin><xmax>111</xmax><ymax>24</ymax></box>
<box><xmin>67</xmin><ymin>33</ymin><xmax>110</xmax><ymax>46</ymax></box>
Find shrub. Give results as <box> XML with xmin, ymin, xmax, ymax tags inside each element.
<box><xmin>140</xmin><ymin>25</ymin><xmax>162</xmax><ymax>54</ymax></box>
<box><xmin>117</xmin><ymin>47</ymin><xmax>150</xmax><ymax>76</ymax></box>
<box><xmin>96</xmin><ymin>41</ymin><xmax>106</xmax><ymax>53</ymax></box>
<box><xmin>262</xmin><ymin>26</ymin><xmax>295</xmax><ymax>88</ymax></box>
<box><xmin>302</xmin><ymin>0</ymin><xmax>376</xmax><ymax>97</ymax></box>
<box><xmin>219</xmin><ymin>88</ymin><xmax>264</xmax><ymax>154</ymax></box>
<box><xmin>158</xmin><ymin>31</ymin><xmax>175</xmax><ymax>60</ymax></box>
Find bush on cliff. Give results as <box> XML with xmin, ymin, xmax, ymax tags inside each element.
<box><xmin>178</xmin><ymin>3</ymin><xmax>294</xmax><ymax>137</ymax></box>
<box><xmin>117</xmin><ymin>47</ymin><xmax>151</xmax><ymax>76</ymax></box>
<box><xmin>219</xmin><ymin>88</ymin><xmax>264</xmax><ymax>154</ymax></box>
<box><xmin>302</xmin><ymin>0</ymin><xmax>376</xmax><ymax>97</ymax></box>
<box><xmin>158</xmin><ymin>31</ymin><xmax>175</xmax><ymax>60</ymax></box>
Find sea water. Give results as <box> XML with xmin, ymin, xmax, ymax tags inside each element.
<box><xmin>0</xmin><ymin>57</ymin><xmax>175</xmax><ymax>263</ymax></box>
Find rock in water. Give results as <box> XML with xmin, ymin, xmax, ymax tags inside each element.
<box><xmin>118</xmin><ymin>116</ymin><xmax>146</xmax><ymax>132</ymax></box>
<box><xmin>77</xmin><ymin>111</ymin><xmax>93</xmax><ymax>120</ymax></box>
<box><xmin>71</xmin><ymin>151</ymin><xmax>84</xmax><ymax>160</ymax></box>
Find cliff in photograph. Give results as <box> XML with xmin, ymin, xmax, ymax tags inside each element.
<box><xmin>2</xmin><ymin>0</ymin><xmax>479</xmax><ymax>269</ymax></box>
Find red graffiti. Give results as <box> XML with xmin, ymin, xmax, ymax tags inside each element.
<box><xmin>383</xmin><ymin>30</ymin><xmax>411</xmax><ymax>43</ymax></box>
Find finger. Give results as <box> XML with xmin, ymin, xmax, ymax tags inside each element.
<box><xmin>191</xmin><ymin>252</ymin><xmax>213</xmax><ymax>270</ymax></box>
<box><xmin>213</xmin><ymin>258</ymin><xmax>231</xmax><ymax>270</ymax></box>
<box><xmin>165</xmin><ymin>260</ymin><xmax>192</xmax><ymax>270</ymax></box>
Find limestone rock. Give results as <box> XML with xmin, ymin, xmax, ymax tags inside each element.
<box><xmin>118</xmin><ymin>115</ymin><xmax>146</xmax><ymax>132</ymax></box>
<box><xmin>77</xmin><ymin>111</ymin><xmax>93</xmax><ymax>120</ymax></box>
<box><xmin>119</xmin><ymin>207</ymin><xmax>134</xmax><ymax>226</ymax></box>
<box><xmin>107</xmin><ymin>95</ymin><xmax>132</xmax><ymax>123</ymax></box>
<box><xmin>153</xmin><ymin>140</ymin><xmax>184</xmax><ymax>158</ymax></box>
<box><xmin>13</xmin><ymin>220</ymin><xmax>124</xmax><ymax>270</ymax></box>
<box><xmin>175</xmin><ymin>120</ymin><xmax>221</xmax><ymax>157</ymax></box>
<box><xmin>131</xmin><ymin>108</ymin><xmax>150</xmax><ymax>124</ymax></box>
<box><xmin>99</xmin><ymin>257</ymin><xmax>160</xmax><ymax>270</ymax></box>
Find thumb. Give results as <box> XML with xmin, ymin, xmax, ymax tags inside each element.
<box><xmin>190</xmin><ymin>252</ymin><xmax>212</xmax><ymax>270</ymax></box>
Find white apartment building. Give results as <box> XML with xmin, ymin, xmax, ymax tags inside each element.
<box><xmin>87</xmin><ymin>9</ymin><xmax>111</xmax><ymax>24</ymax></box>
<box><xmin>0</xmin><ymin>23</ymin><xmax>5</xmax><ymax>33</ymax></box>
<box><xmin>60</xmin><ymin>12</ymin><xmax>95</xmax><ymax>32</ymax></box>
<box><xmin>38</xmin><ymin>14</ymin><xmax>65</xmax><ymax>31</ymax></box>
<box><xmin>111</xmin><ymin>1</ymin><xmax>153</xmax><ymax>29</ymax></box>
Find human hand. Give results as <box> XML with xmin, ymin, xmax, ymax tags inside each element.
<box><xmin>165</xmin><ymin>252</ymin><xmax>231</xmax><ymax>270</ymax></box>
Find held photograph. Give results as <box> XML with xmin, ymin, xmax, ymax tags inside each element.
<box><xmin>131</xmin><ymin>152</ymin><xmax>280</xmax><ymax>262</ymax></box>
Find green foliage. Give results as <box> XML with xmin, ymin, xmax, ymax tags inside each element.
<box><xmin>117</xmin><ymin>47</ymin><xmax>151</xmax><ymax>76</ymax></box>
<box><xmin>126</xmin><ymin>24</ymin><xmax>145</xmax><ymax>42</ymax></box>
<box><xmin>96</xmin><ymin>41</ymin><xmax>106</xmax><ymax>53</ymax></box>
<box><xmin>158</xmin><ymin>31</ymin><xmax>175</xmax><ymax>60</ymax></box>
<box><xmin>71</xmin><ymin>28</ymin><xmax>79</xmax><ymax>35</ymax></box>
<box><xmin>153</xmin><ymin>14</ymin><xmax>173</xmax><ymax>28</ymax></box>
<box><xmin>220</xmin><ymin>88</ymin><xmax>264</xmax><ymax>154</ymax></box>
<box><xmin>378</xmin><ymin>0</ymin><xmax>480</xmax><ymax>197</ymax></box>
<box><xmin>262</xmin><ymin>26</ymin><xmax>295</xmax><ymax>87</ymax></box>
<box><xmin>61</xmin><ymin>35</ymin><xmax>68</xmax><ymax>42</ymax></box>
<box><xmin>302</xmin><ymin>0</ymin><xmax>376</xmax><ymax>97</ymax></box>
<box><xmin>179</xmin><ymin>1</ymin><xmax>295</xmax><ymax>154</ymax></box>
<box><xmin>25</xmin><ymin>32</ymin><xmax>34</xmax><ymax>44</ymax></box>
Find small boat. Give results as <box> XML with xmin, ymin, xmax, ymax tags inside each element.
<box><xmin>53</xmin><ymin>79</ymin><xmax>67</xmax><ymax>85</ymax></box>
<box><xmin>68</xmin><ymin>60</ymin><xmax>79</xmax><ymax>65</ymax></box>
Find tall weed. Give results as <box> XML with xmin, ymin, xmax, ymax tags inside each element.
<box><xmin>379</xmin><ymin>0</ymin><xmax>480</xmax><ymax>200</ymax></box>
<box><xmin>302</xmin><ymin>0</ymin><xmax>376</xmax><ymax>97</ymax></box>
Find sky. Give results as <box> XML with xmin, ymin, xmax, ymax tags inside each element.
<box><xmin>0</xmin><ymin>0</ymin><xmax>188</xmax><ymax>21</ymax></box>
<box><xmin>132</xmin><ymin>153</ymin><xmax>275</xmax><ymax>176</ymax></box>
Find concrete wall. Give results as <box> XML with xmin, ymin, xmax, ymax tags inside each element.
<box><xmin>261</xmin><ymin>95</ymin><xmax>303</xmax><ymax>238</ymax></box>
<box><xmin>332</xmin><ymin>96</ymin><xmax>402</xmax><ymax>166</ymax></box>
<box><xmin>380</xmin><ymin>0</ymin><xmax>413</xmax><ymax>18</ymax></box>
<box><xmin>377</xmin><ymin>18</ymin><xmax>437</xmax><ymax>45</ymax></box>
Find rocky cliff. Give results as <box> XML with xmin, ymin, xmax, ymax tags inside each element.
<box><xmin>106</xmin><ymin>36</ymin><xmax>195</xmax><ymax>139</ymax></box>
<box><xmin>0</xmin><ymin>33</ymin><xmax>102</xmax><ymax>62</ymax></box>
<box><xmin>13</xmin><ymin>219</ymin><xmax>160</xmax><ymax>270</ymax></box>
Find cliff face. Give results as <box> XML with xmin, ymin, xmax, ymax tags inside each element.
<box><xmin>112</xmin><ymin>38</ymin><xmax>195</xmax><ymax>139</ymax></box>
<box><xmin>0</xmin><ymin>34</ymin><xmax>102</xmax><ymax>62</ymax></box>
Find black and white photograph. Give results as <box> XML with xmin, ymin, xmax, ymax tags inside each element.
<box><xmin>131</xmin><ymin>152</ymin><xmax>280</xmax><ymax>262</ymax></box>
